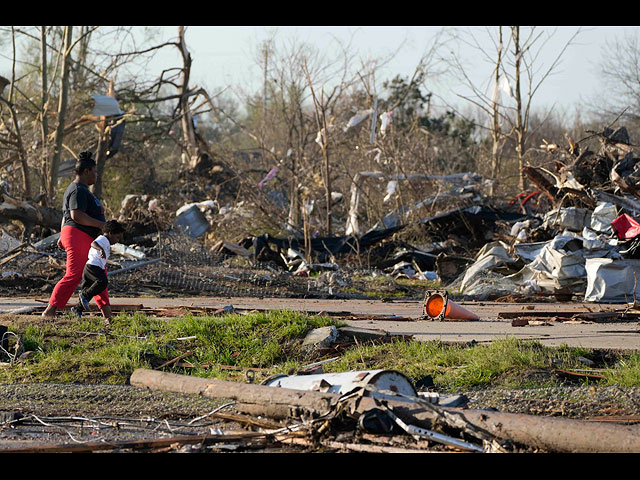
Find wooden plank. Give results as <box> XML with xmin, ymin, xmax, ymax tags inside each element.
<box><xmin>0</xmin><ymin>432</ymin><xmax>269</xmax><ymax>453</ymax></box>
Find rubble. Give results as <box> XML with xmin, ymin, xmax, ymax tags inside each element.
<box><xmin>4</xmin><ymin>121</ymin><xmax>640</xmax><ymax>306</ymax></box>
<box><xmin>130</xmin><ymin>368</ymin><xmax>640</xmax><ymax>453</ymax></box>
<box><xmin>450</xmin><ymin>126</ymin><xmax>640</xmax><ymax>303</ymax></box>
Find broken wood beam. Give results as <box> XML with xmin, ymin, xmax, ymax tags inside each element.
<box><xmin>154</xmin><ymin>350</ymin><xmax>195</xmax><ymax>370</ymax></box>
<box><xmin>130</xmin><ymin>368</ymin><xmax>640</xmax><ymax>453</ymax></box>
<box><xmin>522</xmin><ymin>166</ymin><xmax>559</xmax><ymax>203</ymax></box>
<box><xmin>0</xmin><ymin>432</ymin><xmax>270</xmax><ymax>454</ymax></box>
<box><xmin>498</xmin><ymin>311</ymin><xmax>640</xmax><ymax>322</ymax></box>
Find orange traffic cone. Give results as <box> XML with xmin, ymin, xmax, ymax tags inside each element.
<box><xmin>423</xmin><ymin>290</ymin><xmax>479</xmax><ymax>321</ymax></box>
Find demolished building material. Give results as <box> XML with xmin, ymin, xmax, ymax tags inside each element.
<box><xmin>173</xmin><ymin>205</ymin><xmax>209</xmax><ymax>238</ymax></box>
<box><xmin>130</xmin><ymin>368</ymin><xmax>640</xmax><ymax>453</ymax></box>
<box><xmin>345</xmin><ymin>171</ymin><xmax>483</xmax><ymax>236</ymax></box>
<box><xmin>252</xmin><ymin>224</ymin><xmax>404</xmax><ymax>266</ymax></box>
<box><xmin>262</xmin><ymin>370</ymin><xmax>418</xmax><ymax>403</ymax></box>
<box><xmin>584</xmin><ymin>258</ymin><xmax>640</xmax><ymax>302</ymax></box>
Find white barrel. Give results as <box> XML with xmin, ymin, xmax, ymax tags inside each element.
<box><xmin>263</xmin><ymin>370</ymin><xmax>417</xmax><ymax>401</ymax></box>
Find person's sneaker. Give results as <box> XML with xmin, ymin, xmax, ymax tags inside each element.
<box><xmin>70</xmin><ymin>306</ymin><xmax>83</xmax><ymax>318</ymax></box>
<box><xmin>79</xmin><ymin>293</ymin><xmax>90</xmax><ymax>311</ymax></box>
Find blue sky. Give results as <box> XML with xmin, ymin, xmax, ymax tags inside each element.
<box><xmin>145</xmin><ymin>26</ymin><xmax>639</xmax><ymax>115</ymax></box>
<box><xmin>2</xmin><ymin>26</ymin><xmax>638</xmax><ymax>116</ymax></box>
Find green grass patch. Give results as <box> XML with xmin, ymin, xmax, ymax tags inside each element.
<box><xmin>1</xmin><ymin>312</ymin><xmax>639</xmax><ymax>390</ymax></box>
<box><xmin>0</xmin><ymin>310</ymin><xmax>339</xmax><ymax>384</ymax></box>
<box><xmin>321</xmin><ymin>336</ymin><xmax>640</xmax><ymax>391</ymax></box>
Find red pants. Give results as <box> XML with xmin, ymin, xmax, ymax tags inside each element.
<box><xmin>48</xmin><ymin>225</ymin><xmax>110</xmax><ymax>309</ymax></box>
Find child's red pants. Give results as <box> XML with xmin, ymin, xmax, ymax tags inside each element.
<box><xmin>48</xmin><ymin>225</ymin><xmax>110</xmax><ymax>309</ymax></box>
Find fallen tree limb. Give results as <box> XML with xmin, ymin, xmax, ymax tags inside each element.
<box><xmin>129</xmin><ymin>368</ymin><xmax>640</xmax><ymax>453</ymax></box>
<box><xmin>0</xmin><ymin>194</ymin><xmax>62</xmax><ymax>230</ymax></box>
<box><xmin>130</xmin><ymin>368</ymin><xmax>337</xmax><ymax>421</ymax></box>
<box><xmin>0</xmin><ymin>432</ymin><xmax>270</xmax><ymax>453</ymax></box>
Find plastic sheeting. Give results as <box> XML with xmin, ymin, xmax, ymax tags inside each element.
<box><xmin>543</xmin><ymin>207</ymin><xmax>592</xmax><ymax>232</ymax></box>
<box><xmin>460</xmin><ymin>241</ymin><xmax>518</xmax><ymax>293</ymax></box>
<box><xmin>585</xmin><ymin>258</ymin><xmax>640</xmax><ymax>302</ymax></box>
<box><xmin>379</xmin><ymin>111</ymin><xmax>393</xmax><ymax>136</ymax></box>
<box><xmin>90</xmin><ymin>93</ymin><xmax>123</xmax><ymax>116</ymax></box>
<box><xmin>344</xmin><ymin>109</ymin><xmax>373</xmax><ymax>131</ymax></box>
<box><xmin>257</xmin><ymin>167</ymin><xmax>278</xmax><ymax>189</ymax></box>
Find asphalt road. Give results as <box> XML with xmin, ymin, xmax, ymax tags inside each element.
<box><xmin>2</xmin><ymin>296</ymin><xmax>640</xmax><ymax>350</ymax></box>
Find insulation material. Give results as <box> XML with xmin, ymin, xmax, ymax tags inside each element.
<box><xmin>585</xmin><ymin>258</ymin><xmax>640</xmax><ymax>303</ymax></box>
<box><xmin>91</xmin><ymin>94</ymin><xmax>123</xmax><ymax>116</ymax></box>
<box><xmin>344</xmin><ymin>109</ymin><xmax>373</xmax><ymax>131</ymax></box>
<box><xmin>379</xmin><ymin>111</ymin><xmax>393</xmax><ymax>136</ymax></box>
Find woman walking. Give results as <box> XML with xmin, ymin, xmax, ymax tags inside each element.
<box><xmin>41</xmin><ymin>151</ymin><xmax>112</xmax><ymax>320</ymax></box>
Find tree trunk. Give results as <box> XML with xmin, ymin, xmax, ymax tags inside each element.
<box><xmin>177</xmin><ymin>26</ymin><xmax>200</xmax><ymax>171</ymax></box>
<box><xmin>322</xmin><ymin>116</ymin><xmax>332</xmax><ymax>237</ymax></box>
<box><xmin>6</xmin><ymin>27</ymin><xmax>32</xmax><ymax>200</ymax></box>
<box><xmin>489</xmin><ymin>27</ymin><xmax>503</xmax><ymax>197</ymax></box>
<box><xmin>92</xmin><ymin>80</ymin><xmax>114</xmax><ymax>200</ymax></box>
<box><xmin>0</xmin><ymin>192</ymin><xmax>62</xmax><ymax>230</ymax></box>
<box><xmin>49</xmin><ymin>26</ymin><xmax>73</xmax><ymax>204</ymax></box>
<box><xmin>513</xmin><ymin>26</ymin><xmax>526</xmax><ymax>192</ymax></box>
<box><xmin>40</xmin><ymin>27</ymin><xmax>50</xmax><ymax>203</ymax></box>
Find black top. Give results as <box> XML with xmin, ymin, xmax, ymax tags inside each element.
<box><xmin>62</xmin><ymin>182</ymin><xmax>105</xmax><ymax>239</ymax></box>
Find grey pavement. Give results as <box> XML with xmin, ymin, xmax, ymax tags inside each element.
<box><xmin>1</xmin><ymin>296</ymin><xmax>639</xmax><ymax>350</ymax></box>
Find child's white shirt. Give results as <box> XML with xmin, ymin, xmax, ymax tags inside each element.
<box><xmin>86</xmin><ymin>235</ymin><xmax>111</xmax><ymax>269</ymax></box>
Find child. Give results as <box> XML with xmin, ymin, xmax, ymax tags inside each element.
<box><xmin>72</xmin><ymin>220</ymin><xmax>125</xmax><ymax>320</ymax></box>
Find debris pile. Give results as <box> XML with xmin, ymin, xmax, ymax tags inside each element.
<box><xmin>125</xmin><ymin>367</ymin><xmax>640</xmax><ymax>453</ymax></box>
<box><xmin>4</xmin><ymin>126</ymin><xmax>640</xmax><ymax>303</ymax></box>
<box><xmin>449</xmin><ymin>126</ymin><xmax>640</xmax><ymax>303</ymax></box>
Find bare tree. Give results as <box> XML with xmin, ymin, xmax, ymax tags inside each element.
<box><xmin>595</xmin><ymin>31</ymin><xmax>640</xmax><ymax>133</ymax></box>
<box><xmin>450</xmin><ymin>26</ymin><xmax>582</xmax><ymax>193</ymax></box>
<box><xmin>48</xmin><ymin>26</ymin><xmax>74</xmax><ymax>201</ymax></box>
<box><xmin>0</xmin><ymin>27</ymin><xmax>32</xmax><ymax>199</ymax></box>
